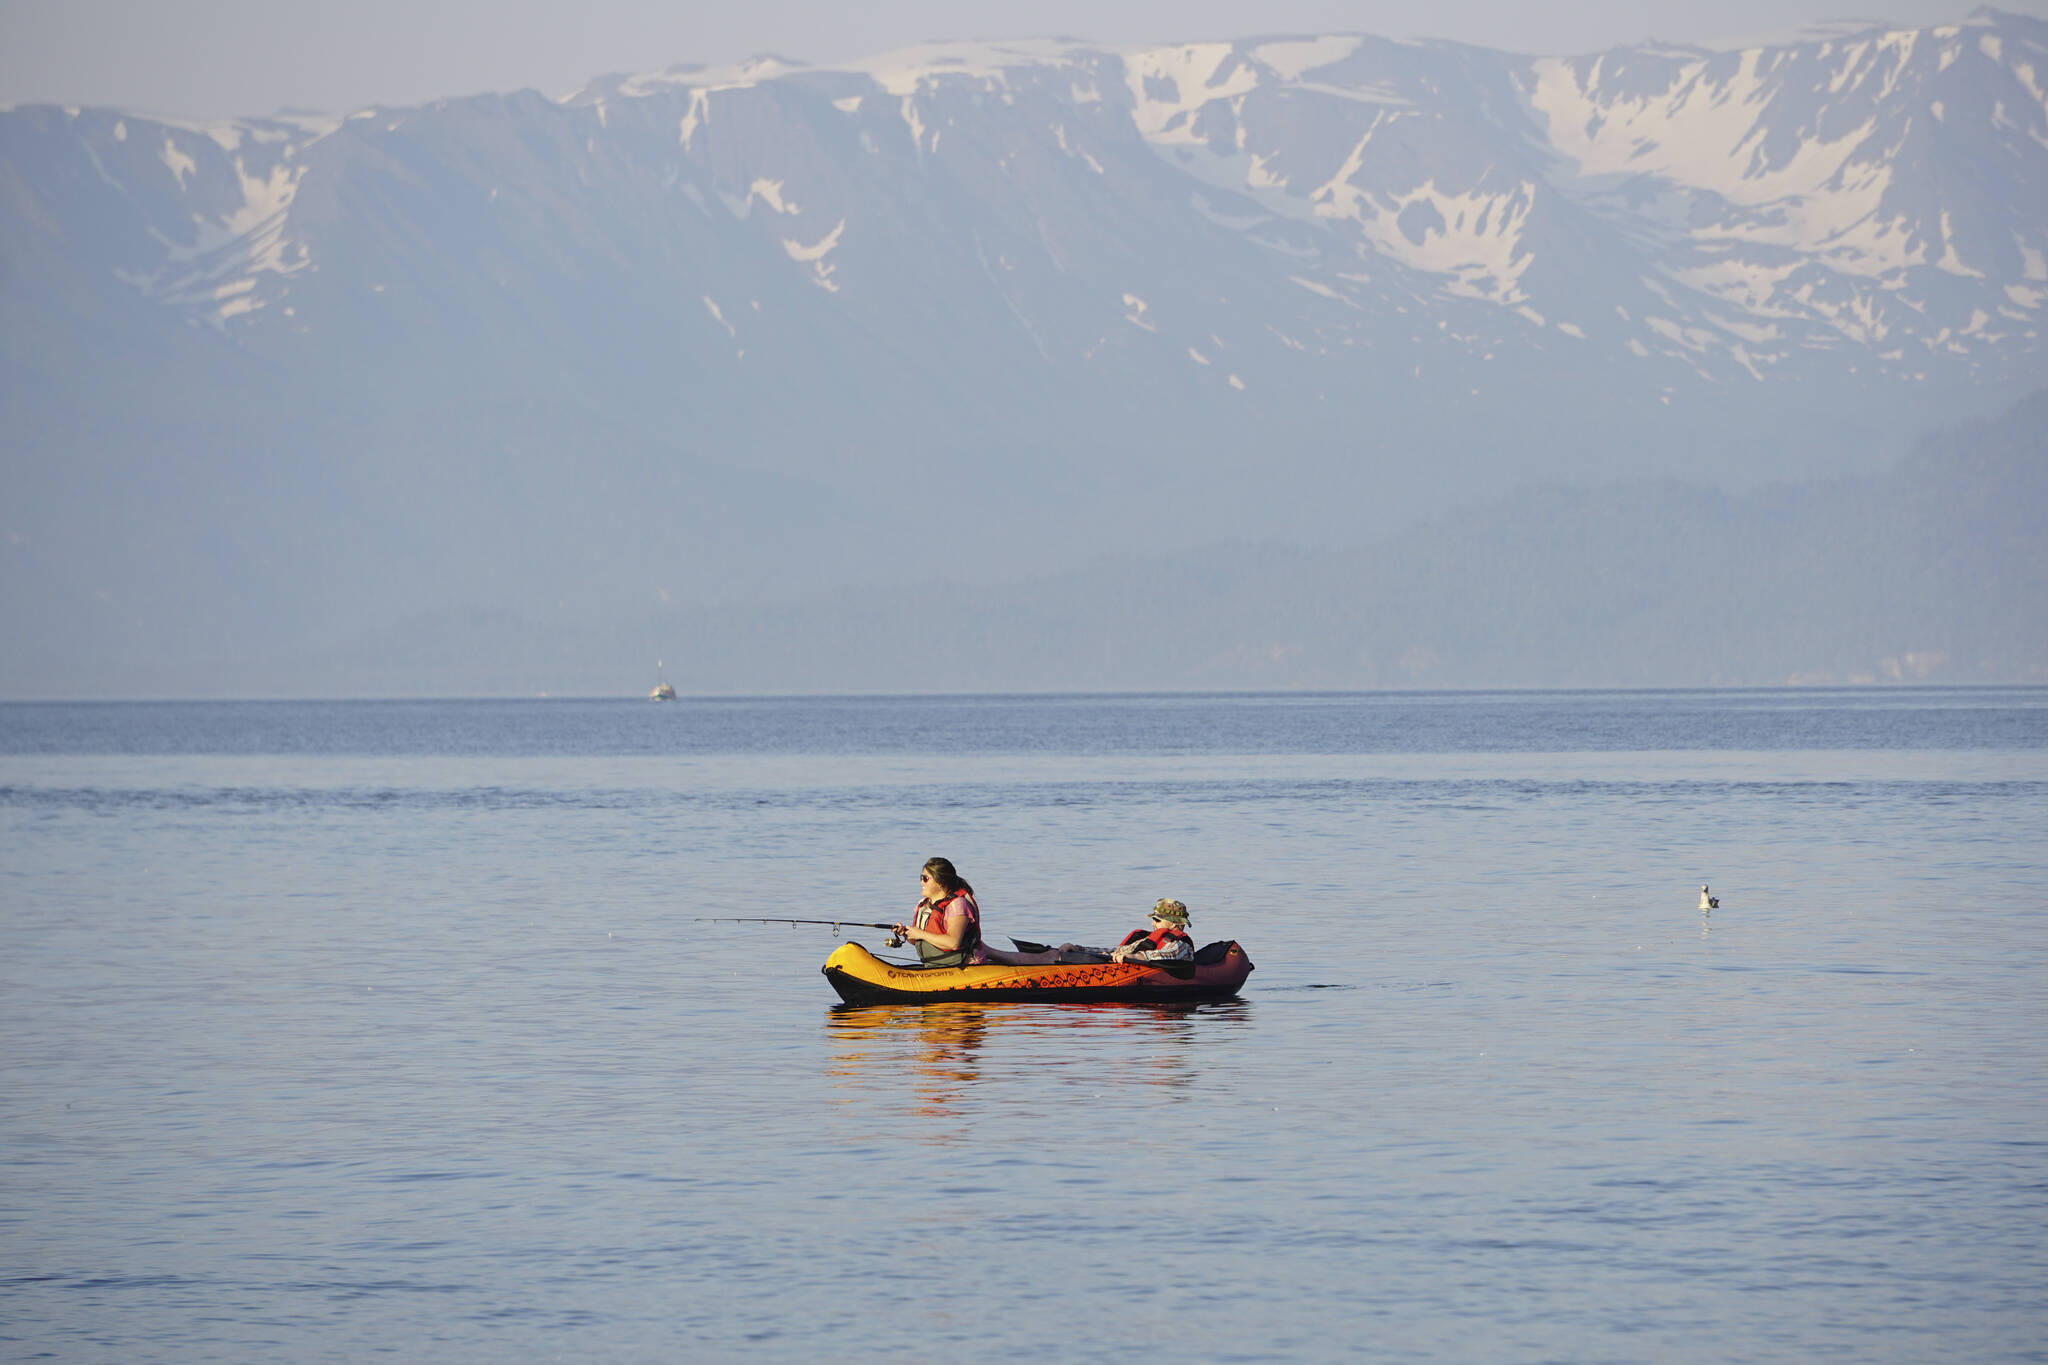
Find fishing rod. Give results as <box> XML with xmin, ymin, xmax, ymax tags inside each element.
<box><xmin>702</xmin><ymin>916</ymin><xmax>907</xmax><ymax>944</ymax></box>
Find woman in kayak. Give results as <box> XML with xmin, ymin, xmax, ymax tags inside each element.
<box><xmin>893</xmin><ymin>857</ymin><xmax>986</xmax><ymax>966</ymax></box>
<box><xmin>984</xmin><ymin>898</ymin><xmax>1197</xmax><ymax>965</ymax></box>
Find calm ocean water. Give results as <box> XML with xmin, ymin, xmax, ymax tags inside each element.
<box><xmin>3</xmin><ymin>691</ymin><xmax>2045</xmax><ymax>1363</ymax></box>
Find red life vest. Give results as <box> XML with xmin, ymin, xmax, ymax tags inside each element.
<box><xmin>1119</xmin><ymin>925</ymin><xmax>1191</xmax><ymax>951</ymax></box>
<box><xmin>914</xmin><ymin>891</ymin><xmax>981</xmax><ymax>962</ymax></box>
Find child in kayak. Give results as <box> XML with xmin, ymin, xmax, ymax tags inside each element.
<box><xmin>1109</xmin><ymin>899</ymin><xmax>1195</xmax><ymax>962</ymax></box>
<box><xmin>984</xmin><ymin>898</ymin><xmax>1196</xmax><ymax>965</ymax></box>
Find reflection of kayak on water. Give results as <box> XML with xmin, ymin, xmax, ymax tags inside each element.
<box><xmin>822</xmin><ymin>940</ymin><xmax>1254</xmax><ymax>1006</ymax></box>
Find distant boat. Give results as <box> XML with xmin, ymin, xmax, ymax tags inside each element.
<box><xmin>649</xmin><ymin>660</ymin><xmax>677</xmax><ymax>701</ymax></box>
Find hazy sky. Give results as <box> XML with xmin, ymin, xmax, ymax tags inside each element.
<box><xmin>3</xmin><ymin>0</ymin><xmax>2041</xmax><ymax>120</ymax></box>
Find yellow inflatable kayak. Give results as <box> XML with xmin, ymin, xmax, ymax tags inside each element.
<box><xmin>822</xmin><ymin>940</ymin><xmax>1254</xmax><ymax>1006</ymax></box>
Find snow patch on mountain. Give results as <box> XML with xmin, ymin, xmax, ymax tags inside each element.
<box><xmin>158</xmin><ymin>137</ymin><xmax>197</xmax><ymax>186</ymax></box>
<box><xmin>89</xmin><ymin>115</ymin><xmax>327</xmax><ymax>327</ymax></box>
<box><xmin>620</xmin><ymin>54</ymin><xmax>805</xmax><ymax>101</ymax></box>
<box><xmin>783</xmin><ymin>220</ymin><xmax>847</xmax><ymax>291</ymax></box>
<box><xmin>1126</xmin><ymin>44</ymin><xmax>1261</xmax><ymax>140</ymax></box>
<box><xmin>1251</xmin><ymin>37</ymin><xmax>1365</xmax><ymax>82</ymax></box>
<box><xmin>855</xmin><ymin>39</ymin><xmax>1086</xmax><ymax>96</ymax></box>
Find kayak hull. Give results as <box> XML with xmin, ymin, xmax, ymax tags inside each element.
<box><xmin>821</xmin><ymin>940</ymin><xmax>1254</xmax><ymax>1006</ymax></box>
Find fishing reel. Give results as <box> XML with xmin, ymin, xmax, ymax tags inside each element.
<box><xmin>886</xmin><ymin>929</ymin><xmax>906</xmax><ymax>948</ymax></box>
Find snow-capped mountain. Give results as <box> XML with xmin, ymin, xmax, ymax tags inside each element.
<box><xmin>1</xmin><ymin>10</ymin><xmax>2043</xmax><ymax>693</ymax></box>
<box><xmin>20</xmin><ymin>14</ymin><xmax>2043</xmax><ymax>378</ymax></box>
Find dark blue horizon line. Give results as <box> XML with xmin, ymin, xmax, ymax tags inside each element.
<box><xmin>3</xmin><ymin>683</ymin><xmax>2045</xmax><ymax>707</ymax></box>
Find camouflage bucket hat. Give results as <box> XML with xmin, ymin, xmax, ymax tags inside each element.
<box><xmin>1150</xmin><ymin>898</ymin><xmax>1190</xmax><ymax>925</ymax></box>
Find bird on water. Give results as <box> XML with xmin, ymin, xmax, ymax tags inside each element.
<box><xmin>1699</xmin><ymin>884</ymin><xmax>1720</xmax><ymax>911</ymax></box>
